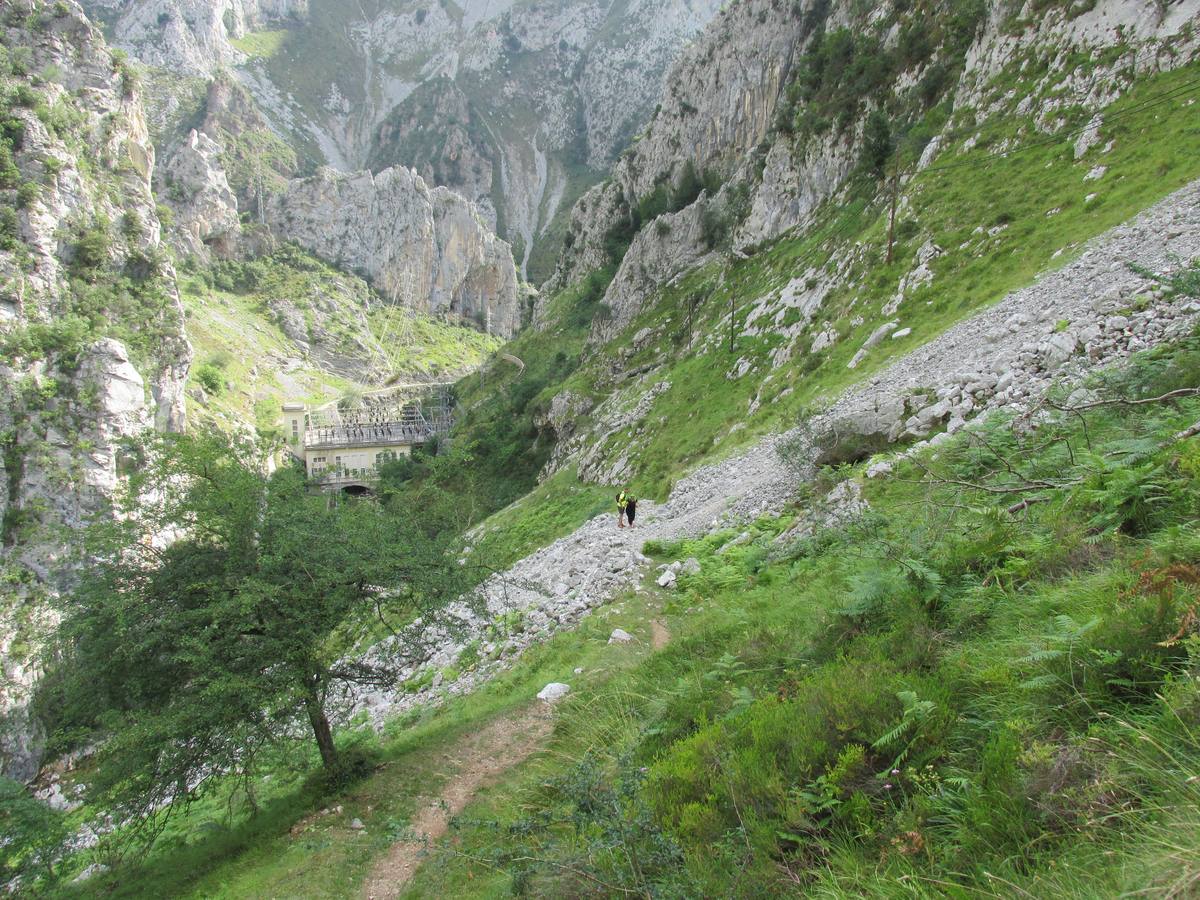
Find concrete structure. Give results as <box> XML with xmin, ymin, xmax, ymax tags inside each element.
<box><xmin>282</xmin><ymin>388</ymin><xmax>452</xmax><ymax>493</ymax></box>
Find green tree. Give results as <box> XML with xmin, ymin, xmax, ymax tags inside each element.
<box><xmin>0</xmin><ymin>776</ymin><xmax>68</xmax><ymax>884</ymax></box>
<box><xmin>862</xmin><ymin>109</ymin><xmax>894</xmax><ymax>179</ymax></box>
<box><xmin>43</xmin><ymin>432</ymin><xmax>473</xmax><ymax>823</ymax></box>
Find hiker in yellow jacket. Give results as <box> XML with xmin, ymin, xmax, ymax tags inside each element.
<box><xmin>616</xmin><ymin>489</ymin><xmax>637</xmax><ymax>528</ymax></box>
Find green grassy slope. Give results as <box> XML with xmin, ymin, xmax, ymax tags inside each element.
<box><xmin>53</xmin><ymin>325</ymin><xmax>1200</xmax><ymax>899</ymax></box>
<box><xmin>178</xmin><ymin>246</ymin><xmax>500</xmax><ymax>436</ymax></box>
<box><xmin>401</xmin><ymin>329</ymin><xmax>1200</xmax><ymax>897</ymax></box>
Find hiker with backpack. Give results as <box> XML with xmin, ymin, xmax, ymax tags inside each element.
<box><xmin>616</xmin><ymin>489</ymin><xmax>637</xmax><ymax>528</ymax></box>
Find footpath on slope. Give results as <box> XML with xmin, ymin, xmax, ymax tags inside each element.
<box><xmin>360</xmin><ymin>704</ymin><xmax>554</xmax><ymax>900</ymax></box>
<box><xmin>347</xmin><ymin>177</ymin><xmax>1200</xmax><ymax>731</ymax></box>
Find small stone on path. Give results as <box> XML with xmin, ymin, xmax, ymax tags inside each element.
<box><xmin>657</xmin><ymin>570</ymin><xmax>677</xmax><ymax>588</ymax></box>
<box><xmin>609</xmin><ymin>628</ymin><xmax>634</xmax><ymax>644</ymax></box>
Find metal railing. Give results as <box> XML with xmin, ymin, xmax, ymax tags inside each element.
<box><xmin>304</xmin><ymin>422</ymin><xmax>438</xmax><ymax>450</ymax></box>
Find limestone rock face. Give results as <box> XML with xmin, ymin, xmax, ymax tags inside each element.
<box><xmin>549</xmin><ymin>0</ymin><xmax>1200</xmax><ymax>302</ymax></box>
<box><xmin>592</xmin><ymin>197</ymin><xmax>718</xmax><ymax>343</ymax></box>
<box><xmin>367</xmin><ymin>79</ymin><xmax>499</xmax><ymax>232</ymax></box>
<box><xmin>0</xmin><ymin>0</ymin><xmax>190</xmax><ymax>781</ymax></box>
<box><xmin>549</xmin><ymin>0</ymin><xmax>808</xmax><ymax>292</ymax></box>
<box><xmin>162</xmin><ymin>129</ymin><xmax>241</xmax><ymax>259</ymax></box>
<box><xmin>739</xmin><ymin>134</ymin><xmax>855</xmax><ymax>249</ymax></box>
<box><xmin>82</xmin><ymin>0</ymin><xmax>309</xmax><ymax>76</ymax></box>
<box><xmin>93</xmin><ymin>0</ymin><xmax>722</xmax><ymax>282</ymax></box>
<box><xmin>265</xmin><ymin>166</ymin><xmax>521</xmax><ymax>338</ymax></box>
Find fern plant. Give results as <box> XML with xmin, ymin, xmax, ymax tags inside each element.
<box><xmin>1074</xmin><ymin>452</ymin><xmax>1175</xmax><ymax>536</ymax></box>
<box><xmin>1018</xmin><ymin>614</ymin><xmax>1101</xmax><ymax>691</ymax></box>
<box><xmin>873</xmin><ymin>690</ymin><xmax>937</xmax><ymax>770</ymax></box>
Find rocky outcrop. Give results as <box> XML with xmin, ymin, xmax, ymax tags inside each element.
<box><xmin>367</xmin><ymin>78</ymin><xmax>499</xmax><ymax>232</ymax></box>
<box><xmin>165</xmin><ymin>0</ymin><xmax>719</xmax><ymax>281</ymax></box>
<box><xmin>549</xmin><ymin>0</ymin><xmax>811</xmax><ymax>293</ymax></box>
<box><xmin>82</xmin><ymin>0</ymin><xmax>308</xmax><ymax>76</ymax></box>
<box><xmin>84</xmin><ymin>0</ymin><xmax>726</xmax><ymax>283</ymax></box>
<box><xmin>0</xmin><ymin>0</ymin><xmax>190</xmax><ymax>782</ymax></box>
<box><xmin>591</xmin><ymin>196</ymin><xmax>718</xmax><ymax>342</ymax></box>
<box><xmin>548</xmin><ymin>0</ymin><xmax>1200</xmax><ymax>310</ymax></box>
<box><xmin>265</xmin><ymin>166</ymin><xmax>521</xmax><ymax>338</ymax></box>
<box><xmin>161</xmin><ymin>129</ymin><xmax>241</xmax><ymax>259</ymax></box>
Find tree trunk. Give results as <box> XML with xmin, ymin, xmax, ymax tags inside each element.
<box><xmin>304</xmin><ymin>690</ymin><xmax>338</xmax><ymax>771</ymax></box>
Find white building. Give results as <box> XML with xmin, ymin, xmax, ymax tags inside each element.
<box><xmin>282</xmin><ymin>392</ymin><xmax>450</xmax><ymax>493</ymax></box>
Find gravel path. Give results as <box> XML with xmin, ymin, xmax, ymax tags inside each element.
<box><xmin>349</xmin><ymin>177</ymin><xmax>1200</xmax><ymax>727</ymax></box>
<box><xmin>818</xmin><ymin>178</ymin><xmax>1200</xmax><ymax>443</ymax></box>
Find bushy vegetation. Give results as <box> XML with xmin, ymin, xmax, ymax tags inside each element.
<box><xmin>40</xmin><ymin>326</ymin><xmax>1200</xmax><ymax>900</ymax></box>
<box><xmin>777</xmin><ymin>0</ymin><xmax>988</xmax><ymax>175</ymax></box>
<box><xmin>398</xmin><ymin>335</ymin><xmax>1200</xmax><ymax>897</ymax></box>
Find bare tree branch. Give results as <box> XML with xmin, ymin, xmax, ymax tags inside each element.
<box><xmin>1045</xmin><ymin>387</ymin><xmax>1200</xmax><ymax>412</ymax></box>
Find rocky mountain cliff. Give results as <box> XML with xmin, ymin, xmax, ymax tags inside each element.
<box><xmin>147</xmin><ymin>75</ymin><xmax>523</xmax><ymax>338</ymax></box>
<box><xmin>83</xmin><ymin>0</ymin><xmax>724</xmax><ymax>283</ymax></box>
<box><xmin>82</xmin><ymin>0</ymin><xmax>308</xmax><ymax>74</ymax></box>
<box><xmin>265</xmin><ymin>165</ymin><xmax>522</xmax><ymax>337</ymax></box>
<box><xmin>0</xmin><ymin>0</ymin><xmax>193</xmax><ymax>781</ymax></box>
<box><xmin>548</xmin><ymin>0</ymin><xmax>1200</xmax><ymax>341</ymax></box>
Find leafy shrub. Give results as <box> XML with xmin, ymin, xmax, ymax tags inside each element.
<box><xmin>0</xmin><ymin>776</ymin><xmax>68</xmax><ymax>884</ymax></box>
<box><xmin>0</xmin><ymin>205</ymin><xmax>19</xmax><ymax>252</ymax></box>
<box><xmin>69</xmin><ymin>219</ymin><xmax>112</xmax><ymax>281</ymax></box>
<box><xmin>1075</xmin><ymin>452</ymin><xmax>1182</xmax><ymax>537</ymax></box>
<box><xmin>862</xmin><ymin>110</ymin><xmax>894</xmax><ymax>178</ymax></box>
<box><xmin>671</xmin><ymin>160</ymin><xmax>704</xmax><ymax>210</ymax></box>
<box><xmin>648</xmin><ymin>655</ymin><xmax>951</xmax><ymax>857</ymax></box>
<box><xmin>120</xmin><ymin>210</ymin><xmax>143</xmax><ymax>241</ymax></box>
<box><xmin>16</xmin><ymin>179</ymin><xmax>38</xmax><ymax>209</ymax></box>
<box><xmin>0</xmin><ymin>144</ymin><xmax>18</xmax><ymax>189</ymax></box>
<box><xmin>194</xmin><ymin>363</ymin><xmax>224</xmax><ymax>395</ymax></box>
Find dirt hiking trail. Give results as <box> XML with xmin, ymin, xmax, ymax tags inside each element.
<box><xmin>360</xmin><ymin>704</ymin><xmax>553</xmax><ymax>899</ymax></box>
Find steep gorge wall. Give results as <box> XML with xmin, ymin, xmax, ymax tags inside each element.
<box><xmin>81</xmin><ymin>0</ymin><xmax>309</xmax><ymax>76</ymax></box>
<box><xmin>0</xmin><ymin>0</ymin><xmax>192</xmax><ymax>781</ymax></box>
<box><xmin>87</xmin><ymin>0</ymin><xmax>725</xmax><ymax>283</ymax></box>
<box><xmin>264</xmin><ymin>165</ymin><xmax>522</xmax><ymax>338</ymax></box>
<box><xmin>548</xmin><ymin>0</ymin><xmax>1200</xmax><ymax>340</ymax></box>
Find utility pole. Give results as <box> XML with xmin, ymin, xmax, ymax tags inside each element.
<box><xmin>886</xmin><ymin>168</ymin><xmax>900</xmax><ymax>265</ymax></box>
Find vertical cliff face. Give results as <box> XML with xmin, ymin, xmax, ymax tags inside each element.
<box><xmin>0</xmin><ymin>0</ymin><xmax>191</xmax><ymax>781</ymax></box>
<box><xmin>85</xmin><ymin>0</ymin><xmax>724</xmax><ymax>284</ymax></box>
<box><xmin>547</xmin><ymin>0</ymin><xmax>1200</xmax><ymax>337</ymax></box>
<box><xmin>265</xmin><ymin>166</ymin><xmax>522</xmax><ymax>338</ymax></box>
<box><xmin>547</xmin><ymin>0</ymin><xmax>810</xmax><ymax>294</ymax></box>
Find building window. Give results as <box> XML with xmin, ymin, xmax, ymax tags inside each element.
<box><xmin>291</xmin><ymin>420</ymin><xmax>299</xmax><ymax>440</ymax></box>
